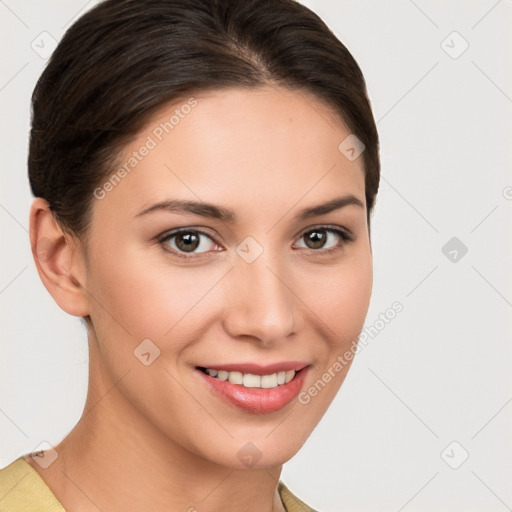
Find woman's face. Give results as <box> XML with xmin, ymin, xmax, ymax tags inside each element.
<box><xmin>80</xmin><ymin>85</ymin><xmax>372</xmax><ymax>468</ymax></box>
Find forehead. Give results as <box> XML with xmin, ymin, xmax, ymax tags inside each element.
<box><xmin>93</xmin><ymin>85</ymin><xmax>366</xmax><ymax>223</ymax></box>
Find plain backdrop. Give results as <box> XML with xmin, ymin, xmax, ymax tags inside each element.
<box><xmin>1</xmin><ymin>1</ymin><xmax>511</xmax><ymax>511</ymax></box>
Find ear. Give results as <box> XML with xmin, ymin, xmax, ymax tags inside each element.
<box><xmin>29</xmin><ymin>198</ymin><xmax>90</xmax><ymax>317</ymax></box>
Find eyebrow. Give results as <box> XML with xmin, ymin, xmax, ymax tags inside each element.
<box><xmin>135</xmin><ymin>194</ymin><xmax>364</xmax><ymax>223</ymax></box>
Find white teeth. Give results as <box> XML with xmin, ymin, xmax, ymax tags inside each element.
<box><xmin>261</xmin><ymin>373</ymin><xmax>278</xmax><ymax>388</ymax></box>
<box><xmin>217</xmin><ymin>370</ymin><xmax>229</xmax><ymax>381</ymax></box>
<box><xmin>243</xmin><ymin>374</ymin><xmax>261</xmax><ymax>388</ymax></box>
<box><xmin>202</xmin><ymin>368</ymin><xmax>296</xmax><ymax>388</ymax></box>
<box><xmin>285</xmin><ymin>370</ymin><xmax>295</xmax><ymax>384</ymax></box>
<box><xmin>228</xmin><ymin>371</ymin><xmax>243</xmax><ymax>385</ymax></box>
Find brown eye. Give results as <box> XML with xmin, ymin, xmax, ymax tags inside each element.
<box><xmin>295</xmin><ymin>226</ymin><xmax>353</xmax><ymax>253</ymax></box>
<box><xmin>303</xmin><ymin>229</ymin><xmax>329</xmax><ymax>249</ymax></box>
<box><xmin>175</xmin><ymin>232</ymin><xmax>200</xmax><ymax>252</ymax></box>
<box><xmin>160</xmin><ymin>229</ymin><xmax>218</xmax><ymax>257</ymax></box>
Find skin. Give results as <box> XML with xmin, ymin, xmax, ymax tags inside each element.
<box><xmin>27</xmin><ymin>85</ymin><xmax>373</xmax><ymax>512</ymax></box>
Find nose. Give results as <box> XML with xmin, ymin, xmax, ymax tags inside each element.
<box><xmin>222</xmin><ymin>254</ymin><xmax>301</xmax><ymax>346</ymax></box>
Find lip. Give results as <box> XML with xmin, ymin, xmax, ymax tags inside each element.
<box><xmin>196</xmin><ymin>363</ymin><xmax>310</xmax><ymax>414</ymax></box>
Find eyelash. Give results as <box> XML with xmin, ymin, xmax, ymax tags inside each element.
<box><xmin>157</xmin><ymin>225</ymin><xmax>355</xmax><ymax>260</ymax></box>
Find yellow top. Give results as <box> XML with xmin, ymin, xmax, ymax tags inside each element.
<box><xmin>0</xmin><ymin>457</ymin><xmax>317</xmax><ymax>512</ymax></box>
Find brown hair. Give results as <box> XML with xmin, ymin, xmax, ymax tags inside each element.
<box><xmin>28</xmin><ymin>0</ymin><xmax>380</xmax><ymax>245</ymax></box>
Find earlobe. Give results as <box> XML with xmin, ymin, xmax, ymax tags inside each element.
<box><xmin>29</xmin><ymin>198</ymin><xmax>90</xmax><ymax>317</ymax></box>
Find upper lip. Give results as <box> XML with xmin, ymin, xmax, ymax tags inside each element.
<box><xmin>197</xmin><ymin>361</ymin><xmax>309</xmax><ymax>375</ymax></box>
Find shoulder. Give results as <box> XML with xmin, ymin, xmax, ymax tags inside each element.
<box><xmin>278</xmin><ymin>480</ymin><xmax>319</xmax><ymax>512</ymax></box>
<box><xmin>0</xmin><ymin>456</ymin><xmax>65</xmax><ymax>512</ymax></box>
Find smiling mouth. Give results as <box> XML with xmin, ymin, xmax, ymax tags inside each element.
<box><xmin>197</xmin><ymin>366</ymin><xmax>297</xmax><ymax>389</ymax></box>
<box><xmin>195</xmin><ymin>364</ymin><xmax>310</xmax><ymax>414</ymax></box>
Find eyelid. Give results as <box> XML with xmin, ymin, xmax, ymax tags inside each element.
<box><xmin>158</xmin><ymin>226</ymin><xmax>217</xmax><ymax>241</ymax></box>
<box><xmin>295</xmin><ymin>223</ymin><xmax>354</xmax><ymax>242</ymax></box>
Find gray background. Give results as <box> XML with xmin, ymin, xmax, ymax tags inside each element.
<box><xmin>1</xmin><ymin>1</ymin><xmax>511</xmax><ymax>511</ymax></box>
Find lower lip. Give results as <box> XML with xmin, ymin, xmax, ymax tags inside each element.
<box><xmin>196</xmin><ymin>367</ymin><xmax>309</xmax><ymax>414</ymax></box>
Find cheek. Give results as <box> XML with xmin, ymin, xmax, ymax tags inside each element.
<box><xmin>86</xmin><ymin>244</ymin><xmax>226</xmax><ymax>351</ymax></box>
<box><xmin>306</xmin><ymin>247</ymin><xmax>373</xmax><ymax>347</ymax></box>
<box><xmin>87</xmin><ymin>253</ymin><xmax>167</xmax><ymax>337</ymax></box>
<box><xmin>295</xmin><ymin>248</ymin><xmax>372</xmax><ymax>418</ymax></box>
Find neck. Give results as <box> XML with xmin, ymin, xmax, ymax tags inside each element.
<box><xmin>26</xmin><ymin>338</ymin><xmax>286</xmax><ymax>512</ymax></box>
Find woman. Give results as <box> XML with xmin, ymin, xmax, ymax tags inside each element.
<box><xmin>0</xmin><ymin>0</ymin><xmax>379</xmax><ymax>510</ymax></box>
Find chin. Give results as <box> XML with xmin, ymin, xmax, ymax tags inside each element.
<box><xmin>193</xmin><ymin>423</ymin><xmax>313</xmax><ymax>470</ymax></box>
